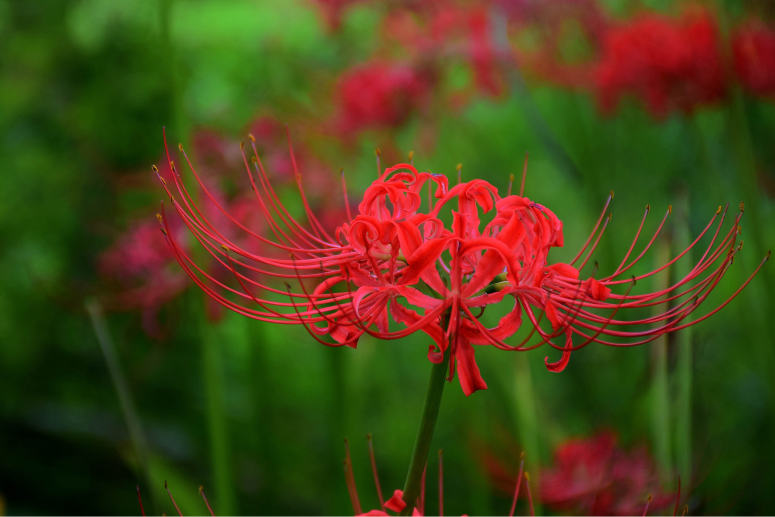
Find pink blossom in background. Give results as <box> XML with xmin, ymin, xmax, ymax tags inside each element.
<box><xmin>540</xmin><ymin>432</ymin><xmax>675</xmax><ymax>515</ymax></box>
<box><xmin>98</xmin><ymin>217</ymin><xmax>189</xmax><ymax>337</ymax></box>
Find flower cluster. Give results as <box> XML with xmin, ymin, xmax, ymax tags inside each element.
<box><xmin>483</xmin><ymin>431</ymin><xmax>675</xmax><ymax>515</ymax></box>
<box><xmin>594</xmin><ymin>9</ymin><xmax>726</xmax><ymax>117</ymax></box>
<box><xmin>732</xmin><ymin>21</ymin><xmax>775</xmax><ymax>99</ymax></box>
<box><xmin>540</xmin><ymin>432</ymin><xmax>675</xmax><ymax>515</ymax></box>
<box><xmin>314</xmin><ymin>1</ymin><xmax>775</xmax><ymax>123</ymax></box>
<box><xmin>99</xmin><ymin>217</ymin><xmax>190</xmax><ymax>337</ymax></box>
<box><xmin>334</xmin><ymin>60</ymin><xmax>433</xmax><ymax>135</ymax></box>
<box><xmin>156</xmin><ymin>132</ymin><xmax>759</xmax><ymax>396</ymax></box>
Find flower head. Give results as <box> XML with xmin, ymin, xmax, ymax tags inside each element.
<box><xmin>156</xmin><ymin>131</ymin><xmax>764</xmax><ymax>396</ymax></box>
<box><xmin>595</xmin><ymin>8</ymin><xmax>726</xmax><ymax>117</ymax></box>
<box><xmin>334</xmin><ymin>60</ymin><xmax>433</xmax><ymax>135</ymax></box>
<box><xmin>539</xmin><ymin>432</ymin><xmax>675</xmax><ymax>515</ymax></box>
<box><xmin>732</xmin><ymin>21</ymin><xmax>775</xmax><ymax>99</ymax></box>
<box><xmin>99</xmin><ymin>217</ymin><xmax>189</xmax><ymax>337</ymax></box>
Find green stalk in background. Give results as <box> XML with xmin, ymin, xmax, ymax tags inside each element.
<box><xmin>490</xmin><ymin>10</ymin><xmax>582</xmax><ymax>185</ymax></box>
<box><xmin>159</xmin><ymin>0</ymin><xmax>187</xmax><ymax>142</ymax></box>
<box><xmin>163</xmin><ymin>0</ymin><xmax>232</xmax><ymax>503</ymax></box>
<box><xmin>86</xmin><ymin>299</ymin><xmax>155</xmax><ymax>508</ymax></box>
<box><xmin>672</xmin><ymin>192</ymin><xmax>693</xmax><ymax>489</ymax></box>
<box><xmin>510</xmin><ymin>352</ymin><xmax>542</xmax><ymax>515</ymax></box>
<box><xmin>200</xmin><ymin>318</ymin><xmax>237</xmax><ymax>515</ymax></box>
<box><xmin>651</xmin><ymin>238</ymin><xmax>672</xmax><ymax>480</ymax></box>
<box><xmin>241</xmin><ymin>318</ymin><xmax>278</xmax><ymax>509</ymax></box>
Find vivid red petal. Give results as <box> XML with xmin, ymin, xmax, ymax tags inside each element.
<box><xmin>456</xmin><ymin>339</ymin><xmax>488</xmax><ymax>396</ymax></box>
<box><xmin>545</xmin><ymin>331</ymin><xmax>573</xmax><ymax>372</ymax></box>
<box><xmin>384</xmin><ymin>489</ymin><xmax>407</xmax><ymax>513</ymax></box>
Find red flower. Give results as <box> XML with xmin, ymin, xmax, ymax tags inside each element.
<box><xmin>595</xmin><ymin>8</ymin><xmax>726</xmax><ymax>118</ymax></box>
<box><xmin>388</xmin><ymin>3</ymin><xmax>504</xmax><ymax>98</ymax></box>
<box><xmin>346</xmin><ymin>436</ymin><xmax>533</xmax><ymax>516</ymax></box>
<box><xmin>99</xmin><ymin>217</ymin><xmax>189</xmax><ymax>337</ymax></box>
<box><xmin>732</xmin><ymin>21</ymin><xmax>775</xmax><ymax>99</ymax></box>
<box><xmin>334</xmin><ymin>60</ymin><xmax>432</xmax><ymax>134</ymax></box>
<box><xmin>156</xmin><ymin>131</ymin><xmax>763</xmax><ymax>396</ymax></box>
<box><xmin>539</xmin><ymin>432</ymin><xmax>674</xmax><ymax>515</ymax></box>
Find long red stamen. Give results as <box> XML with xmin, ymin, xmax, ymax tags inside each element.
<box><xmin>136</xmin><ymin>485</ymin><xmax>146</xmax><ymax>517</ymax></box>
<box><xmin>642</xmin><ymin>495</ymin><xmax>652</xmax><ymax>517</ymax></box>
<box><xmin>524</xmin><ymin>471</ymin><xmax>535</xmax><ymax>517</ymax></box>
<box><xmin>164</xmin><ymin>481</ymin><xmax>183</xmax><ymax>517</ymax></box>
<box><xmin>344</xmin><ymin>438</ymin><xmax>362</xmax><ymax>515</ymax></box>
<box><xmin>508</xmin><ymin>452</ymin><xmax>525</xmax><ymax>517</ymax></box>
<box><xmin>199</xmin><ymin>486</ymin><xmax>216</xmax><ymax>516</ymax></box>
<box><xmin>367</xmin><ymin>434</ymin><xmax>385</xmax><ymax>507</ymax></box>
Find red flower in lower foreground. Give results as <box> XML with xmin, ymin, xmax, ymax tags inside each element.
<box><xmin>346</xmin><ymin>436</ymin><xmax>535</xmax><ymax>516</ymax></box>
<box><xmin>155</xmin><ymin>131</ymin><xmax>766</xmax><ymax>396</ymax></box>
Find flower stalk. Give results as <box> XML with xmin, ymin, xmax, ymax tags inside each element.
<box><xmin>401</xmin><ymin>345</ymin><xmax>451</xmax><ymax>515</ymax></box>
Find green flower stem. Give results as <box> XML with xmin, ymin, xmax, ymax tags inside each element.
<box><xmin>400</xmin><ymin>349</ymin><xmax>451</xmax><ymax>515</ymax></box>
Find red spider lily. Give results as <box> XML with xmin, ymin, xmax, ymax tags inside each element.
<box><xmin>539</xmin><ymin>432</ymin><xmax>674</xmax><ymax>515</ymax></box>
<box><xmin>380</xmin><ymin>2</ymin><xmax>504</xmax><ymax>99</ymax></box>
<box><xmin>155</xmin><ymin>129</ymin><xmax>766</xmax><ymax>397</ymax></box>
<box><xmin>594</xmin><ymin>8</ymin><xmax>726</xmax><ymax>118</ymax></box>
<box><xmin>346</xmin><ymin>436</ymin><xmax>534</xmax><ymax>516</ymax></box>
<box><xmin>732</xmin><ymin>21</ymin><xmax>775</xmax><ymax>99</ymax></box>
<box><xmin>100</xmin><ymin>171</ymin><xmax>274</xmax><ymax>334</ymax></box>
<box><xmin>99</xmin><ymin>217</ymin><xmax>189</xmax><ymax>337</ymax></box>
<box><xmin>334</xmin><ymin>60</ymin><xmax>433</xmax><ymax>135</ymax></box>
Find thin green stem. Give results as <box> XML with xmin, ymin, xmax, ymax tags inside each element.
<box><xmin>673</xmin><ymin>192</ymin><xmax>692</xmax><ymax>487</ymax></box>
<box><xmin>200</xmin><ymin>320</ymin><xmax>237</xmax><ymax>515</ymax></box>
<box><xmin>651</xmin><ymin>239</ymin><xmax>672</xmax><ymax>479</ymax></box>
<box><xmin>511</xmin><ymin>352</ymin><xmax>542</xmax><ymax>514</ymax></box>
<box><xmin>400</xmin><ymin>350</ymin><xmax>451</xmax><ymax>515</ymax></box>
<box><xmin>86</xmin><ymin>299</ymin><xmax>154</xmax><ymax>506</ymax></box>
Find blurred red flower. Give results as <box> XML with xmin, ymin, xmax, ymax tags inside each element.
<box><xmin>334</xmin><ymin>60</ymin><xmax>432</xmax><ymax>135</ymax></box>
<box><xmin>595</xmin><ymin>8</ymin><xmax>726</xmax><ymax>117</ymax></box>
<box><xmin>156</xmin><ymin>131</ymin><xmax>762</xmax><ymax>396</ymax></box>
<box><xmin>732</xmin><ymin>21</ymin><xmax>775</xmax><ymax>99</ymax></box>
<box><xmin>99</xmin><ymin>217</ymin><xmax>189</xmax><ymax>337</ymax></box>
<box><xmin>539</xmin><ymin>432</ymin><xmax>674</xmax><ymax>515</ymax></box>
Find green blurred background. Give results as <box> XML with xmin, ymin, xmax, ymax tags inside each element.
<box><xmin>1</xmin><ymin>0</ymin><xmax>774</xmax><ymax>514</ymax></box>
